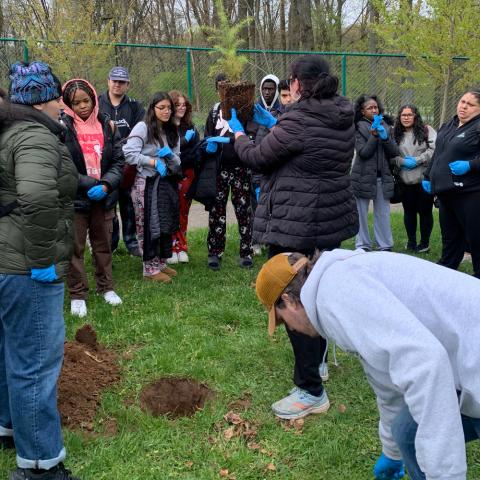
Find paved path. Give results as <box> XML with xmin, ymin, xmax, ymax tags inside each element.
<box><xmin>188</xmin><ymin>201</ymin><xmax>403</xmax><ymax>230</ymax></box>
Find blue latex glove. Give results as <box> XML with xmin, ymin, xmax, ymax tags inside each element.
<box><xmin>184</xmin><ymin>129</ymin><xmax>195</xmax><ymax>143</ymax></box>
<box><xmin>401</xmin><ymin>156</ymin><xmax>417</xmax><ymax>170</ymax></box>
<box><xmin>449</xmin><ymin>160</ymin><xmax>471</xmax><ymax>175</ymax></box>
<box><xmin>31</xmin><ymin>264</ymin><xmax>58</xmax><ymax>283</ymax></box>
<box><xmin>155</xmin><ymin>160</ymin><xmax>167</xmax><ymax>177</ymax></box>
<box><xmin>371</xmin><ymin>114</ymin><xmax>383</xmax><ymax>131</ymax></box>
<box><xmin>422</xmin><ymin>179</ymin><xmax>432</xmax><ymax>194</ymax></box>
<box><xmin>87</xmin><ymin>185</ymin><xmax>107</xmax><ymax>201</ymax></box>
<box><xmin>205</xmin><ymin>136</ymin><xmax>230</xmax><ymax>154</ymax></box>
<box><xmin>373</xmin><ymin>453</ymin><xmax>405</xmax><ymax>480</ymax></box>
<box><xmin>157</xmin><ymin>146</ymin><xmax>173</xmax><ymax>159</ymax></box>
<box><xmin>255</xmin><ymin>187</ymin><xmax>260</xmax><ymax>201</ymax></box>
<box><xmin>253</xmin><ymin>103</ymin><xmax>277</xmax><ymax>129</ymax></box>
<box><xmin>227</xmin><ymin>108</ymin><xmax>245</xmax><ymax>134</ymax></box>
<box><xmin>376</xmin><ymin>124</ymin><xmax>388</xmax><ymax>140</ymax></box>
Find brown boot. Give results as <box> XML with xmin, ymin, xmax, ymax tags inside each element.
<box><xmin>144</xmin><ymin>272</ymin><xmax>172</xmax><ymax>283</ymax></box>
<box><xmin>162</xmin><ymin>266</ymin><xmax>177</xmax><ymax>277</ymax></box>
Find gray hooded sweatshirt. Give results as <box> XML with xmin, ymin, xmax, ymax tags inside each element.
<box><xmin>300</xmin><ymin>248</ymin><xmax>480</xmax><ymax>480</ymax></box>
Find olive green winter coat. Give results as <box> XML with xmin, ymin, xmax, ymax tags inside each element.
<box><xmin>0</xmin><ymin>104</ymin><xmax>78</xmax><ymax>278</ymax></box>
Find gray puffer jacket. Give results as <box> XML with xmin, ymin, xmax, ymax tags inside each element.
<box><xmin>351</xmin><ymin>118</ymin><xmax>399</xmax><ymax>199</ymax></box>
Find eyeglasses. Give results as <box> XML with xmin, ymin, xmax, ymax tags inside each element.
<box><xmin>155</xmin><ymin>105</ymin><xmax>172</xmax><ymax>111</ymax></box>
<box><xmin>400</xmin><ymin>113</ymin><xmax>414</xmax><ymax>118</ymax></box>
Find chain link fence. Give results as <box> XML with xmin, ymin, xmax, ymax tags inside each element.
<box><xmin>0</xmin><ymin>39</ymin><xmax>467</xmax><ymax>130</ymax></box>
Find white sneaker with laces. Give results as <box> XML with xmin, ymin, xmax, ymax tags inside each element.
<box><xmin>177</xmin><ymin>251</ymin><xmax>189</xmax><ymax>263</ymax></box>
<box><xmin>166</xmin><ymin>253</ymin><xmax>179</xmax><ymax>264</ymax></box>
<box><xmin>103</xmin><ymin>291</ymin><xmax>122</xmax><ymax>306</ymax></box>
<box><xmin>71</xmin><ymin>299</ymin><xmax>87</xmax><ymax>317</ymax></box>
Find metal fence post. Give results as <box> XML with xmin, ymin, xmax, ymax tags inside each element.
<box><xmin>341</xmin><ymin>54</ymin><xmax>347</xmax><ymax>97</ymax></box>
<box><xmin>186</xmin><ymin>48</ymin><xmax>193</xmax><ymax>101</ymax></box>
<box><xmin>23</xmin><ymin>41</ymin><xmax>29</xmax><ymax>63</ymax></box>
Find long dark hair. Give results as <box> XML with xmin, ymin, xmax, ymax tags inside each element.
<box><xmin>62</xmin><ymin>80</ymin><xmax>96</xmax><ymax>109</ymax></box>
<box><xmin>290</xmin><ymin>55</ymin><xmax>338</xmax><ymax>101</ymax></box>
<box><xmin>393</xmin><ymin>104</ymin><xmax>427</xmax><ymax>145</ymax></box>
<box><xmin>169</xmin><ymin>90</ymin><xmax>193</xmax><ymax>128</ymax></box>
<box><xmin>145</xmin><ymin>91</ymin><xmax>178</xmax><ymax>148</ymax></box>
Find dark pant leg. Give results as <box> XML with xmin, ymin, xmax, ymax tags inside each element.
<box><xmin>229</xmin><ymin>166</ymin><xmax>253</xmax><ymax>258</ymax></box>
<box><xmin>118</xmin><ymin>187</ymin><xmax>138</xmax><ymax>252</ymax></box>
<box><xmin>416</xmin><ymin>185</ymin><xmax>434</xmax><ymax>246</ymax></box>
<box><xmin>67</xmin><ymin>211</ymin><xmax>89</xmax><ymax>300</ymax></box>
<box><xmin>267</xmin><ymin>244</ymin><xmax>324</xmax><ymax>396</ymax></box>
<box><xmin>437</xmin><ymin>195</ymin><xmax>465</xmax><ymax>271</ymax></box>
<box><xmin>89</xmin><ymin>205</ymin><xmax>115</xmax><ymax>294</ymax></box>
<box><xmin>401</xmin><ymin>185</ymin><xmax>419</xmax><ymax>245</ymax></box>
<box><xmin>207</xmin><ymin>167</ymin><xmax>230</xmax><ymax>256</ymax></box>
<box><xmin>458</xmin><ymin>191</ymin><xmax>480</xmax><ymax>278</ymax></box>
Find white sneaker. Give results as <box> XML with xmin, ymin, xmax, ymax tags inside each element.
<box><xmin>71</xmin><ymin>299</ymin><xmax>87</xmax><ymax>317</ymax></box>
<box><xmin>166</xmin><ymin>252</ymin><xmax>179</xmax><ymax>264</ymax></box>
<box><xmin>103</xmin><ymin>291</ymin><xmax>122</xmax><ymax>306</ymax></box>
<box><xmin>177</xmin><ymin>251</ymin><xmax>189</xmax><ymax>263</ymax></box>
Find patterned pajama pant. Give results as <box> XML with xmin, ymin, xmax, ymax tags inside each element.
<box><xmin>207</xmin><ymin>165</ymin><xmax>253</xmax><ymax>258</ymax></box>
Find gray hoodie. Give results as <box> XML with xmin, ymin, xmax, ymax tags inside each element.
<box><xmin>300</xmin><ymin>248</ymin><xmax>480</xmax><ymax>480</ymax></box>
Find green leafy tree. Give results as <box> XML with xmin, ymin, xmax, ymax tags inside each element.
<box><xmin>373</xmin><ymin>0</ymin><xmax>480</xmax><ymax>124</ymax></box>
<box><xmin>202</xmin><ymin>0</ymin><xmax>251</xmax><ymax>82</ymax></box>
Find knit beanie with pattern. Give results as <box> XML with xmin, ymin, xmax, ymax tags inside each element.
<box><xmin>9</xmin><ymin>61</ymin><xmax>62</xmax><ymax>106</ymax></box>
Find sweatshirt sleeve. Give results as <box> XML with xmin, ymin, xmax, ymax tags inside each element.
<box><xmin>416</xmin><ymin>126</ymin><xmax>437</xmax><ymax>167</ymax></box>
<box><xmin>233</xmin><ymin>112</ymin><xmax>304</xmax><ymax>173</ymax></box>
<box><xmin>319</xmin><ymin>272</ymin><xmax>467</xmax><ymax>480</ymax></box>
<box><xmin>122</xmin><ymin>122</ymin><xmax>153</xmax><ymax>172</ymax></box>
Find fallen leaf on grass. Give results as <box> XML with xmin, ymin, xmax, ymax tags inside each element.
<box><xmin>185</xmin><ymin>461</ymin><xmax>193</xmax><ymax>468</ymax></box>
<box><xmin>266</xmin><ymin>463</ymin><xmax>276</xmax><ymax>472</ymax></box>
<box><xmin>223</xmin><ymin>411</ymin><xmax>243</xmax><ymax>424</ymax></box>
<box><xmin>338</xmin><ymin>403</ymin><xmax>347</xmax><ymax>413</ymax></box>
<box><xmin>224</xmin><ymin>426</ymin><xmax>235</xmax><ymax>440</ymax></box>
<box><xmin>247</xmin><ymin>441</ymin><xmax>261</xmax><ymax>450</ymax></box>
<box><xmin>228</xmin><ymin>392</ymin><xmax>252</xmax><ymax>412</ymax></box>
<box><xmin>219</xmin><ymin>468</ymin><xmax>229</xmax><ymax>477</ymax></box>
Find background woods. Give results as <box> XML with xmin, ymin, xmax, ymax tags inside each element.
<box><xmin>0</xmin><ymin>0</ymin><xmax>479</xmax><ymax>125</ymax></box>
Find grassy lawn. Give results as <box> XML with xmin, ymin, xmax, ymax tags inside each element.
<box><xmin>1</xmin><ymin>211</ymin><xmax>479</xmax><ymax>479</ymax></box>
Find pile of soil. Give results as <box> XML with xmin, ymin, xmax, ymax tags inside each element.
<box><xmin>140</xmin><ymin>377</ymin><xmax>213</xmax><ymax>418</ymax></box>
<box><xmin>218</xmin><ymin>81</ymin><xmax>256</xmax><ymax>124</ymax></box>
<box><xmin>58</xmin><ymin>325</ymin><xmax>120</xmax><ymax>430</ymax></box>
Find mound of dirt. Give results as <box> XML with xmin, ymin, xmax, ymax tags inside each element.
<box><xmin>58</xmin><ymin>325</ymin><xmax>120</xmax><ymax>430</ymax></box>
<box><xmin>140</xmin><ymin>377</ymin><xmax>213</xmax><ymax>418</ymax></box>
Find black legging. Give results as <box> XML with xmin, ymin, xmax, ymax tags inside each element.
<box><xmin>268</xmin><ymin>244</ymin><xmax>330</xmax><ymax>397</ymax></box>
<box><xmin>401</xmin><ymin>184</ymin><xmax>434</xmax><ymax>247</ymax></box>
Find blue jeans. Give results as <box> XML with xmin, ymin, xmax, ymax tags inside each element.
<box><xmin>0</xmin><ymin>274</ymin><xmax>66</xmax><ymax>469</ymax></box>
<box><xmin>391</xmin><ymin>405</ymin><xmax>480</xmax><ymax>479</ymax></box>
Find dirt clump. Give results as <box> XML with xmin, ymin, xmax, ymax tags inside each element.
<box><xmin>58</xmin><ymin>325</ymin><xmax>120</xmax><ymax>430</ymax></box>
<box><xmin>218</xmin><ymin>81</ymin><xmax>255</xmax><ymax>124</ymax></box>
<box><xmin>140</xmin><ymin>377</ymin><xmax>213</xmax><ymax>418</ymax></box>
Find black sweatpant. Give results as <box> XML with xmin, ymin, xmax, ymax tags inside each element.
<box><xmin>438</xmin><ymin>190</ymin><xmax>480</xmax><ymax>278</ymax></box>
<box><xmin>268</xmin><ymin>244</ymin><xmax>329</xmax><ymax>397</ymax></box>
<box><xmin>401</xmin><ymin>184</ymin><xmax>434</xmax><ymax>247</ymax></box>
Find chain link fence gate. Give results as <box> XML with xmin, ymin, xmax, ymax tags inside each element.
<box><xmin>0</xmin><ymin>38</ymin><xmax>467</xmax><ymax>130</ymax></box>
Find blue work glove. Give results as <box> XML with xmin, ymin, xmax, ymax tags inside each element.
<box><xmin>205</xmin><ymin>136</ymin><xmax>230</xmax><ymax>154</ymax></box>
<box><xmin>227</xmin><ymin>108</ymin><xmax>245</xmax><ymax>134</ymax></box>
<box><xmin>255</xmin><ymin>187</ymin><xmax>260</xmax><ymax>201</ymax></box>
<box><xmin>157</xmin><ymin>146</ymin><xmax>173</xmax><ymax>159</ymax></box>
<box><xmin>449</xmin><ymin>160</ymin><xmax>471</xmax><ymax>175</ymax></box>
<box><xmin>371</xmin><ymin>114</ymin><xmax>383</xmax><ymax>131</ymax></box>
<box><xmin>87</xmin><ymin>185</ymin><xmax>107</xmax><ymax>201</ymax></box>
<box><xmin>155</xmin><ymin>160</ymin><xmax>167</xmax><ymax>177</ymax></box>
<box><xmin>184</xmin><ymin>129</ymin><xmax>195</xmax><ymax>143</ymax></box>
<box><xmin>422</xmin><ymin>179</ymin><xmax>432</xmax><ymax>194</ymax></box>
<box><xmin>376</xmin><ymin>124</ymin><xmax>389</xmax><ymax>140</ymax></box>
<box><xmin>31</xmin><ymin>264</ymin><xmax>58</xmax><ymax>283</ymax></box>
<box><xmin>373</xmin><ymin>453</ymin><xmax>405</xmax><ymax>480</ymax></box>
<box><xmin>401</xmin><ymin>156</ymin><xmax>417</xmax><ymax>170</ymax></box>
<box><xmin>253</xmin><ymin>104</ymin><xmax>277</xmax><ymax>129</ymax></box>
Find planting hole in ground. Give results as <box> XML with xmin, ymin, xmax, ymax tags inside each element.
<box><xmin>58</xmin><ymin>325</ymin><xmax>120</xmax><ymax>431</ymax></box>
<box><xmin>140</xmin><ymin>377</ymin><xmax>213</xmax><ymax>418</ymax></box>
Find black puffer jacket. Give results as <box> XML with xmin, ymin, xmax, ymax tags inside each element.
<box><xmin>234</xmin><ymin>95</ymin><xmax>359</xmax><ymax>251</ymax></box>
<box><xmin>425</xmin><ymin>114</ymin><xmax>480</xmax><ymax>195</ymax></box>
<box><xmin>350</xmin><ymin>118</ymin><xmax>399</xmax><ymax>199</ymax></box>
<box><xmin>63</xmin><ymin>113</ymin><xmax>124</xmax><ymax>212</ymax></box>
